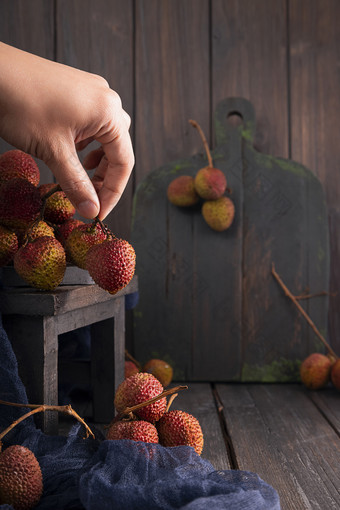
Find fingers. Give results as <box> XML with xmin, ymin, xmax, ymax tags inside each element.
<box><xmin>46</xmin><ymin>144</ymin><xmax>100</xmax><ymax>219</ymax></box>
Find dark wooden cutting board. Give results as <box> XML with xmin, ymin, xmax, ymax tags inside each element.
<box><xmin>131</xmin><ymin>98</ymin><xmax>330</xmax><ymax>382</ymax></box>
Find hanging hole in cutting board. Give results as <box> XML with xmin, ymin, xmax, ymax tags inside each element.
<box><xmin>227</xmin><ymin>111</ymin><xmax>244</xmax><ymax>127</ymax></box>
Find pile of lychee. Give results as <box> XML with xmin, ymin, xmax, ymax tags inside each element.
<box><xmin>106</xmin><ymin>370</ymin><xmax>204</xmax><ymax>456</ymax></box>
<box><xmin>0</xmin><ymin>149</ymin><xmax>136</xmax><ymax>294</ymax></box>
<box><xmin>300</xmin><ymin>351</ymin><xmax>340</xmax><ymax>391</ymax></box>
<box><xmin>167</xmin><ymin>120</ymin><xmax>235</xmax><ymax>232</ymax></box>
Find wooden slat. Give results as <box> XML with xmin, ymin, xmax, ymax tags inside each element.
<box><xmin>173</xmin><ymin>383</ymin><xmax>231</xmax><ymax>470</ymax></box>
<box><xmin>0</xmin><ymin>0</ymin><xmax>55</xmax><ymax>184</ymax></box>
<box><xmin>308</xmin><ymin>387</ymin><xmax>340</xmax><ymax>435</ymax></box>
<box><xmin>289</xmin><ymin>0</ymin><xmax>340</xmax><ymax>355</ymax></box>
<box><xmin>55</xmin><ymin>0</ymin><xmax>134</xmax><ymax>239</ymax></box>
<box><xmin>217</xmin><ymin>383</ymin><xmax>340</xmax><ymax>509</ymax></box>
<box><xmin>212</xmin><ymin>0</ymin><xmax>289</xmax><ymax>158</ymax></box>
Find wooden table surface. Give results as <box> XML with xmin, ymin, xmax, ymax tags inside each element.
<box><xmin>62</xmin><ymin>382</ymin><xmax>340</xmax><ymax>510</ymax></box>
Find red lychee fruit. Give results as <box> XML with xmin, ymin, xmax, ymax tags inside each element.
<box><xmin>106</xmin><ymin>420</ymin><xmax>159</xmax><ymax>443</ymax></box>
<box><xmin>0</xmin><ymin>225</ymin><xmax>18</xmax><ymax>266</ymax></box>
<box><xmin>39</xmin><ymin>183</ymin><xmax>75</xmax><ymax>224</ymax></box>
<box><xmin>0</xmin><ymin>444</ymin><xmax>43</xmax><ymax>510</ymax></box>
<box><xmin>300</xmin><ymin>353</ymin><xmax>332</xmax><ymax>389</ymax></box>
<box><xmin>0</xmin><ymin>150</ymin><xmax>40</xmax><ymax>186</ymax></box>
<box><xmin>14</xmin><ymin>236</ymin><xmax>66</xmax><ymax>291</ymax></box>
<box><xmin>157</xmin><ymin>410</ymin><xmax>204</xmax><ymax>455</ymax></box>
<box><xmin>22</xmin><ymin>220</ymin><xmax>55</xmax><ymax>244</ymax></box>
<box><xmin>54</xmin><ymin>219</ymin><xmax>85</xmax><ymax>247</ymax></box>
<box><xmin>114</xmin><ymin>372</ymin><xmax>166</xmax><ymax>423</ymax></box>
<box><xmin>86</xmin><ymin>237</ymin><xmax>136</xmax><ymax>295</ymax></box>
<box><xmin>143</xmin><ymin>359</ymin><xmax>173</xmax><ymax>388</ymax></box>
<box><xmin>125</xmin><ymin>360</ymin><xmax>140</xmax><ymax>379</ymax></box>
<box><xmin>331</xmin><ymin>358</ymin><xmax>340</xmax><ymax>390</ymax></box>
<box><xmin>0</xmin><ymin>178</ymin><xmax>42</xmax><ymax>230</ymax></box>
<box><xmin>194</xmin><ymin>167</ymin><xmax>227</xmax><ymax>200</ymax></box>
<box><xmin>65</xmin><ymin>222</ymin><xmax>107</xmax><ymax>269</ymax></box>
<box><xmin>202</xmin><ymin>196</ymin><xmax>235</xmax><ymax>231</ymax></box>
<box><xmin>167</xmin><ymin>176</ymin><xmax>199</xmax><ymax>207</ymax></box>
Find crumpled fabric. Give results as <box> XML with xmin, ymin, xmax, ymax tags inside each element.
<box><xmin>0</xmin><ymin>323</ymin><xmax>281</xmax><ymax>510</ymax></box>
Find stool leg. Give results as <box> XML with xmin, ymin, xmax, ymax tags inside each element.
<box><xmin>91</xmin><ymin>296</ymin><xmax>125</xmax><ymax>423</ymax></box>
<box><xmin>2</xmin><ymin>314</ymin><xmax>59</xmax><ymax>435</ymax></box>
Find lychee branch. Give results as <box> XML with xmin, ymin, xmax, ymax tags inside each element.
<box><xmin>125</xmin><ymin>349</ymin><xmax>142</xmax><ymax>370</ymax></box>
<box><xmin>189</xmin><ymin>119</ymin><xmax>213</xmax><ymax>168</ymax></box>
<box><xmin>0</xmin><ymin>400</ymin><xmax>95</xmax><ymax>446</ymax></box>
<box><xmin>271</xmin><ymin>263</ymin><xmax>338</xmax><ymax>359</ymax></box>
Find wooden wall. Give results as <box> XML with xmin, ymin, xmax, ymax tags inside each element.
<box><xmin>1</xmin><ymin>0</ymin><xmax>340</xmax><ymax>354</ymax></box>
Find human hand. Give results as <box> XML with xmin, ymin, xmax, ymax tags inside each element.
<box><xmin>0</xmin><ymin>43</ymin><xmax>134</xmax><ymax>220</ymax></box>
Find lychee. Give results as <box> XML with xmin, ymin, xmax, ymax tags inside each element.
<box><xmin>143</xmin><ymin>359</ymin><xmax>173</xmax><ymax>388</ymax></box>
<box><xmin>54</xmin><ymin>219</ymin><xmax>85</xmax><ymax>247</ymax></box>
<box><xmin>23</xmin><ymin>220</ymin><xmax>55</xmax><ymax>243</ymax></box>
<box><xmin>86</xmin><ymin>236</ymin><xmax>136</xmax><ymax>294</ymax></box>
<box><xmin>0</xmin><ymin>178</ymin><xmax>42</xmax><ymax>230</ymax></box>
<box><xmin>65</xmin><ymin>222</ymin><xmax>107</xmax><ymax>269</ymax></box>
<box><xmin>0</xmin><ymin>150</ymin><xmax>40</xmax><ymax>186</ymax></box>
<box><xmin>194</xmin><ymin>167</ymin><xmax>227</xmax><ymax>200</ymax></box>
<box><xmin>0</xmin><ymin>444</ymin><xmax>43</xmax><ymax>510</ymax></box>
<box><xmin>125</xmin><ymin>360</ymin><xmax>140</xmax><ymax>379</ymax></box>
<box><xmin>202</xmin><ymin>196</ymin><xmax>235</xmax><ymax>231</ymax></box>
<box><xmin>157</xmin><ymin>409</ymin><xmax>204</xmax><ymax>455</ymax></box>
<box><xmin>0</xmin><ymin>225</ymin><xmax>18</xmax><ymax>266</ymax></box>
<box><xmin>114</xmin><ymin>372</ymin><xmax>166</xmax><ymax>423</ymax></box>
<box><xmin>39</xmin><ymin>183</ymin><xmax>75</xmax><ymax>224</ymax></box>
<box><xmin>167</xmin><ymin>176</ymin><xmax>199</xmax><ymax>207</ymax></box>
<box><xmin>106</xmin><ymin>420</ymin><xmax>159</xmax><ymax>443</ymax></box>
<box><xmin>14</xmin><ymin>236</ymin><xmax>66</xmax><ymax>291</ymax></box>
<box><xmin>300</xmin><ymin>353</ymin><xmax>332</xmax><ymax>389</ymax></box>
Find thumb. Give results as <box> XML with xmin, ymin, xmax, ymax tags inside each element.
<box><xmin>46</xmin><ymin>146</ymin><xmax>100</xmax><ymax>219</ymax></box>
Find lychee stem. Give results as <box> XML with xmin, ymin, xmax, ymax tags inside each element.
<box><xmin>125</xmin><ymin>349</ymin><xmax>142</xmax><ymax>370</ymax></box>
<box><xmin>94</xmin><ymin>217</ymin><xmax>113</xmax><ymax>240</ymax></box>
<box><xmin>271</xmin><ymin>263</ymin><xmax>338</xmax><ymax>359</ymax></box>
<box><xmin>189</xmin><ymin>119</ymin><xmax>213</xmax><ymax>168</ymax></box>
<box><xmin>0</xmin><ymin>400</ymin><xmax>95</xmax><ymax>446</ymax></box>
<box><xmin>108</xmin><ymin>385</ymin><xmax>188</xmax><ymax>426</ymax></box>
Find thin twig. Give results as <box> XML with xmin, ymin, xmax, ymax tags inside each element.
<box><xmin>125</xmin><ymin>349</ymin><xmax>142</xmax><ymax>370</ymax></box>
<box><xmin>295</xmin><ymin>291</ymin><xmax>337</xmax><ymax>300</ymax></box>
<box><xmin>189</xmin><ymin>119</ymin><xmax>213</xmax><ymax>168</ymax></box>
<box><xmin>271</xmin><ymin>263</ymin><xmax>338</xmax><ymax>359</ymax></box>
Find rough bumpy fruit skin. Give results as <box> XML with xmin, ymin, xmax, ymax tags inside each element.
<box><xmin>39</xmin><ymin>183</ymin><xmax>75</xmax><ymax>224</ymax></box>
<box><xmin>125</xmin><ymin>360</ymin><xmax>140</xmax><ymax>379</ymax></box>
<box><xmin>0</xmin><ymin>445</ymin><xmax>43</xmax><ymax>510</ymax></box>
<box><xmin>115</xmin><ymin>372</ymin><xmax>166</xmax><ymax>423</ymax></box>
<box><xmin>65</xmin><ymin>223</ymin><xmax>106</xmax><ymax>269</ymax></box>
<box><xmin>0</xmin><ymin>150</ymin><xmax>40</xmax><ymax>186</ymax></box>
<box><xmin>300</xmin><ymin>353</ymin><xmax>332</xmax><ymax>389</ymax></box>
<box><xmin>14</xmin><ymin>236</ymin><xmax>66</xmax><ymax>290</ymax></box>
<box><xmin>23</xmin><ymin>220</ymin><xmax>55</xmax><ymax>243</ymax></box>
<box><xmin>143</xmin><ymin>359</ymin><xmax>173</xmax><ymax>388</ymax></box>
<box><xmin>157</xmin><ymin>410</ymin><xmax>204</xmax><ymax>455</ymax></box>
<box><xmin>194</xmin><ymin>167</ymin><xmax>227</xmax><ymax>200</ymax></box>
<box><xmin>202</xmin><ymin>196</ymin><xmax>235</xmax><ymax>232</ymax></box>
<box><xmin>0</xmin><ymin>225</ymin><xmax>18</xmax><ymax>266</ymax></box>
<box><xmin>0</xmin><ymin>178</ymin><xmax>42</xmax><ymax>230</ymax></box>
<box><xmin>331</xmin><ymin>358</ymin><xmax>340</xmax><ymax>390</ymax></box>
<box><xmin>167</xmin><ymin>176</ymin><xmax>199</xmax><ymax>207</ymax></box>
<box><xmin>55</xmin><ymin>219</ymin><xmax>85</xmax><ymax>247</ymax></box>
<box><xmin>86</xmin><ymin>237</ymin><xmax>136</xmax><ymax>294</ymax></box>
<box><xmin>107</xmin><ymin>420</ymin><xmax>159</xmax><ymax>443</ymax></box>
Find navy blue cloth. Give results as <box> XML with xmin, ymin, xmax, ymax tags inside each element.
<box><xmin>0</xmin><ymin>324</ymin><xmax>281</xmax><ymax>510</ymax></box>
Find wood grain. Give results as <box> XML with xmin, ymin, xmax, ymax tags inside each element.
<box><xmin>216</xmin><ymin>383</ymin><xmax>340</xmax><ymax>509</ymax></box>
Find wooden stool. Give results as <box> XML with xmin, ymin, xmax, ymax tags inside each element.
<box><xmin>0</xmin><ymin>276</ymin><xmax>138</xmax><ymax>434</ymax></box>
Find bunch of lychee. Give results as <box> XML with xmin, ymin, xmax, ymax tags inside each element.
<box><xmin>300</xmin><ymin>351</ymin><xmax>340</xmax><ymax>391</ymax></box>
<box><xmin>0</xmin><ymin>149</ymin><xmax>135</xmax><ymax>294</ymax></box>
<box><xmin>167</xmin><ymin>120</ymin><xmax>235</xmax><ymax>232</ymax></box>
<box><xmin>106</xmin><ymin>372</ymin><xmax>204</xmax><ymax>456</ymax></box>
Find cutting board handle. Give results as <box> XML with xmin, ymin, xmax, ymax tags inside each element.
<box><xmin>214</xmin><ymin>97</ymin><xmax>256</xmax><ymax>146</ymax></box>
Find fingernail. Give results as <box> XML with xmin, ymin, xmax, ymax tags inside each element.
<box><xmin>78</xmin><ymin>200</ymin><xmax>99</xmax><ymax>219</ymax></box>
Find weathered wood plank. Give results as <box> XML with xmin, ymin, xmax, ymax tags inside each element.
<box><xmin>212</xmin><ymin>0</ymin><xmax>289</xmax><ymax>158</ymax></box>
<box><xmin>55</xmin><ymin>0</ymin><xmax>134</xmax><ymax>239</ymax></box>
<box><xmin>0</xmin><ymin>276</ymin><xmax>138</xmax><ymax>316</ymax></box>
<box><xmin>0</xmin><ymin>0</ymin><xmax>55</xmax><ymax>184</ymax></box>
<box><xmin>289</xmin><ymin>0</ymin><xmax>340</xmax><ymax>355</ymax></box>
<box><xmin>217</xmin><ymin>384</ymin><xmax>340</xmax><ymax>509</ymax></box>
<box><xmin>308</xmin><ymin>387</ymin><xmax>340</xmax><ymax>435</ymax></box>
<box><xmin>173</xmin><ymin>383</ymin><xmax>231</xmax><ymax>470</ymax></box>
